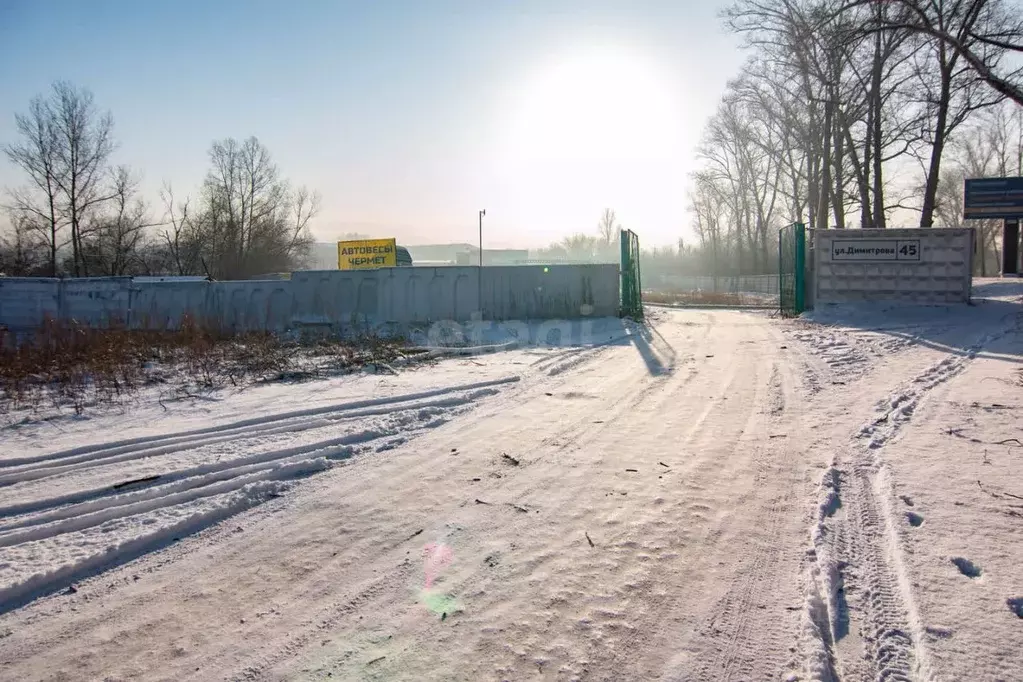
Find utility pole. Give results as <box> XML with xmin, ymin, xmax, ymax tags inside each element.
<box><xmin>478</xmin><ymin>209</ymin><xmax>486</xmax><ymax>317</ymax></box>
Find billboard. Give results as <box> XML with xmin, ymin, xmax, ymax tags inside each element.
<box><xmin>337</xmin><ymin>238</ymin><xmax>397</xmax><ymax>270</ymax></box>
<box><xmin>964</xmin><ymin>177</ymin><xmax>1023</xmax><ymax>220</ymax></box>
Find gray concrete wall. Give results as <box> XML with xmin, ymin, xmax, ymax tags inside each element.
<box><xmin>0</xmin><ymin>264</ymin><xmax>620</xmax><ymax>333</ymax></box>
<box><xmin>0</xmin><ymin>277</ymin><xmax>135</xmax><ymax>330</ymax></box>
<box><xmin>811</xmin><ymin>228</ymin><xmax>973</xmax><ymax>304</ymax></box>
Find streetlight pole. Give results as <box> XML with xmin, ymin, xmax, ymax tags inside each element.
<box><xmin>478</xmin><ymin>209</ymin><xmax>486</xmax><ymax>317</ymax></box>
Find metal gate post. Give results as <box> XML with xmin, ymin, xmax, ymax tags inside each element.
<box><xmin>794</xmin><ymin>222</ymin><xmax>806</xmax><ymax>314</ymax></box>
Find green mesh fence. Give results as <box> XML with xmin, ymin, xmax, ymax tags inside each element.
<box><xmin>778</xmin><ymin>222</ymin><xmax>806</xmax><ymax>316</ymax></box>
<box><xmin>620</xmin><ymin>229</ymin><xmax>643</xmax><ymax>319</ymax></box>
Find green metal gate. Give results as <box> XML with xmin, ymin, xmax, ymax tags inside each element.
<box><xmin>620</xmin><ymin>228</ymin><xmax>643</xmax><ymax>319</ymax></box>
<box><xmin>778</xmin><ymin>222</ymin><xmax>806</xmax><ymax>316</ymax></box>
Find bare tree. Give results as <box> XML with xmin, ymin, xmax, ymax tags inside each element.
<box><xmin>708</xmin><ymin>0</ymin><xmax>1006</xmax><ymax>245</ymax></box>
<box><xmin>159</xmin><ymin>183</ymin><xmax>200</xmax><ymax>276</ymax></box>
<box><xmin>194</xmin><ymin>136</ymin><xmax>318</xmax><ymax>278</ymax></box>
<box><xmin>3</xmin><ymin>95</ymin><xmax>65</xmax><ymax>275</ymax></box>
<box><xmin>697</xmin><ymin>85</ymin><xmax>788</xmax><ymax>273</ymax></box>
<box><xmin>840</xmin><ymin>0</ymin><xmax>1023</xmax><ymax>105</ymax></box>
<box><xmin>723</xmin><ymin>0</ymin><xmax>922</xmax><ymax>230</ymax></box>
<box><xmin>286</xmin><ymin>186</ymin><xmax>319</xmax><ymax>270</ymax></box>
<box><xmin>48</xmin><ymin>82</ymin><xmax>117</xmax><ymax>276</ymax></box>
<box><xmin>688</xmin><ymin>170</ymin><xmax>731</xmax><ymax>277</ymax></box>
<box><xmin>80</xmin><ymin>166</ymin><xmax>159</xmax><ymax>276</ymax></box>
<box><xmin>884</xmin><ymin>1</ymin><xmax>1006</xmax><ymax>226</ymax></box>
<box><xmin>559</xmin><ymin>233</ymin><xmax>602</xmax><ymax>260</ymax></box>
<box><xmin>0</xmin><ymin>211</ymin><xmax>48</xmax><ymax>276</ymax></box>
<box><xmin>598</xmin><ymin>208</ymin><xmax>620</xmax><ymax>245</ymax></box>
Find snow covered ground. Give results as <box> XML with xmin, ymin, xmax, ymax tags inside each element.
<box><xmin>782</xmin><ymin>278</ymin><xmax>1023</xmax><ymax>682</ymax></box>
<box><xmin>0</xmin><ymin>319</ymin><xmax>633</xmax><ymax>616</ymax></box>
<box><xmin>0</xmin><ymin>285</ymin><xmax>1020</xmax><ymax>681</ymax></box>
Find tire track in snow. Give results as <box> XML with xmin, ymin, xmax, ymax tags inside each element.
<box><xmin>0</xmin><ymin>395</ymin><xmax>493</xmax><ymax>536</ymax></box>
<box><xmin>538</xmin><ymin>312</ymin><xmax>794</xmax><ymax>682</ymax></box>
<box><xmin>0</xmin><ymin>479</ymin><xmax>292</xmax><ymax>615</ymax></box>
<box><xmin>528</xmin><ymin>314</ymin><xmax>709</xmax><ymax>455</ymax></box>
<box><xmin>692</xmin><ymin>500</ymin><xmax>788</xmax><ymax>680</ymax></box>
<box><xmin>801</xmin><ymin>331</ymin><xmax>1006</xmax><ymax>682</ymax></box>
<box><xmin>0</xmin><ymin>376</ymin><xmax>520</xmax><ymax>471</ymax></box>
<box><xmin>684</xmin><ymin>351</ymin><xmax>807</xmax><ymax>682</ymax></box>
<box><xmin>544</xmin><ymin>345</ymin><xmax>611</xmax><ymax>376</ymax></box>
<box><xmin>527</xmin><ymin>327</ymin><xmax>631</xmax><ymax>377</ymax></box>
<box><xmin>558</xmin><ymin>313</ymin><xmax>766</xmax><ymax>681</ymax></box>
<box><xmin>0</xmin><ymin>389</ymin><xmax>502</xmax><ymax>490</ymax></box>
<box><xmin>234</xmin><ymin>561</ymin><xmax>417</xmax><ymax>680</ymax></box>
<box><xmin>0</xmin><ymin>377</ymin><xmax>519</xmax><ymax>614</ymax></box>
<box><xmin>0</xmin><ymin>458</ymin><xmax>331</xmax><ymax>549</ymax></box>
<box><xmin>787</xmin><ymin>325</ymin><xmax>918</xmax><ymax>386</ymax></box>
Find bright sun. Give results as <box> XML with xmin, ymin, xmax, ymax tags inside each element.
<box><xmin>502</xmin><ymin>48</ymin><xmax>680</xmax><ymax>163</ymax></box>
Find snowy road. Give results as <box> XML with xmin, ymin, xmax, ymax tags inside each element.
<box><xmin>1</xmin><ymin>299</ymin><xmax>1021</xmax><ymax>681</ymax></box>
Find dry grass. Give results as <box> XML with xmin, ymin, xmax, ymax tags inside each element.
<box><xmin>0</xmin><ymin>317</ymin><xmax>415</xmax><ymax>417</ymax></box>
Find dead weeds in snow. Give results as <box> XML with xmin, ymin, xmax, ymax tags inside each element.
<box><xmin>0</xmin><ymin>317</ymin><xmax>417</xmax><ymax>419</ymax></box>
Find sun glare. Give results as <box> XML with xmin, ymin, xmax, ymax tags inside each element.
<box><xmin>502</xmin><ymin>48</ymin><xmax>680</xmax><ymax>163</ymax></box>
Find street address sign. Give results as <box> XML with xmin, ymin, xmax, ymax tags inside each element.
<box><xmin>964</xmin><ymin>177</ymin><xmax>1023</xmax><ymax>220</ymax></box>
<box><xmin>830</xmin><ymin>239</ymin><xmax>920</xmax><ymax>262</ymax></box>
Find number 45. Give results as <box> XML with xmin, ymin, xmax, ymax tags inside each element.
<box><xmin>899</xmin><ymin>243</ymin><xmax>918</xmax><ymax>256</ymax></box>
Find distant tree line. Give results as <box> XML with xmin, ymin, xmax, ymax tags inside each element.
<box><xmin>1</xmin><ymin>81</ymin><xmax>319</xmax><ymax>279</ymax></box>
<box><xmin>528</xmin><ymin>208</ymin><xmax>623</xmax><ymax>263</ymax></box>
<box><xmin>525</xmin><ymin>209</ymin><xmax>732</xmax><ymax>282</ymax></box>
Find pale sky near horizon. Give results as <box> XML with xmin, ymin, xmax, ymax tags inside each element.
<box><xmin>0</xmin><ymin>0</ymin><xmax>746</xmax><ymax>249</ymax></box>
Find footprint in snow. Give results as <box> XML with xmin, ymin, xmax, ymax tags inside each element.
<box><xmin>924</xmin><ymin>626</ymin><xmax>954</xmax><ymax>640</ymax></box>
<box><xmin>951</xmin><ymin>557</ymin><xmax>983</xmax><ymax>579</ymax></box>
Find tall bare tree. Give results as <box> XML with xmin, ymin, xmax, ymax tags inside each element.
<box><xmin>3</xmin><ymin>95</ymin><xmax>65</xmax><ymax>275</ymax></box>
<box><xmin>194</xmin><ymin>136</ymin><xmax>318</xmax><ymax>278</ymax></box>
<box><xmin>841</xmin><ymin>0</ymin><xmax>1023</xmax><ymax>106</ymax></box>
<box><xmin>697</xmin><ymin>85</ymin><xmax>787</xmax><ymax>273</ymax></box>
<box><xmin>80</xmin><ymin>166</ymin><xmax>158</xmax><ymax>276</ymax></box>
<box><xmin>559</xmin><ymin>233</ymin><xmax>602</xmax><ymax>260</ymax></box>
<box><xmin>597</xmin><ymin>208</ymin><xmax>620</xmax><ymax>245</ymax></box>
<box><xmin>159</xmin><ymin>183</ymin><xmax>196</xmax><ymax>276</ymax></box>
<box><xmin>914</xmin><ymin>11</ymin><xmax>999</xmax><ymax>225</ymax></box>
<box><xmin>699</xmin><ymin>0</ymin><xmax>1009</xmax><ymax>252</ymax></box>
<box><xmin>688</xmin><ymin>170</ymin><xmax>730</xmax><ymax>276</ymax></box>
<box><xmin>49</xmin><ymin>82</ymin><xmax>117</xmax><ymax>276</ymax></box>
<box><xmin>855</xmin><ymin>0</ymin><xmax>1007</xmax><ymax>226</ymax></box>
<box><xmin>724</xmin><ymin>0</ymin><xmax>923</xmax><ymax>231</ymax></box>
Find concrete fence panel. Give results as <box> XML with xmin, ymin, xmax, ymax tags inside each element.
<box><xmin>480</xmin><ymin>264</ymin><xmax>619</xmax><ymax>319</ymax></box>
<box><xmin>0</xmin><ymin>263</ymin><xmax>622</xmax><ymax>334</ymax></box>
<box><xmin>811</xmin><ymin>228</ymin><xmax>973</xmax><ymax>304</ymax></box>
<box><xmin>62</xmin><ymin>277</ymin><xmax>133</xmax><ymax>325</ymax></box>
<box><xmin>131</xmin><ymin>281</ymin><xmax>211</xmax><ymax>329</ymax></box>
<box><xmin>0</xmin><ymin>278</ymin><xmax>60</xmax><ymax>330</ymax></box>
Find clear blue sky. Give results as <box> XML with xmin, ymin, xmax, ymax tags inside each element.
<box><xmin>0</xmin><ymin>0</ymin><xmax>745</xmax><ymax>248</ymax></box>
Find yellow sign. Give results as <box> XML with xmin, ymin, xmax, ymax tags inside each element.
<box><xmin>337</xmin><ymin>238</ymin><xmax>397</xmax><ymax>269</ymax></box>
